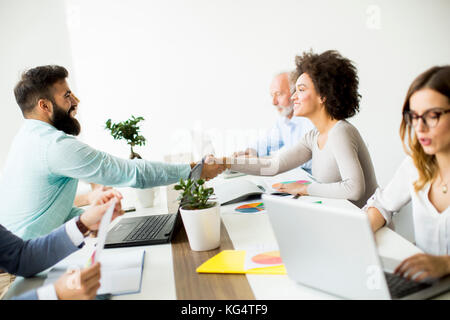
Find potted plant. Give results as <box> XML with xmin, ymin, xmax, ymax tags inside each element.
<box><xmin>105</xmin><ymin>115</ymin><xmax>146</xmax><ymax>159</ymax></box>
<box><xmin>105</xmin><ymin>116</ymin><xmax>155</xmax><ymax>207</ymax></box>
<box><xmin>174</xmin><ymin>178</ymin><xmax>221</xmax><ymax>251</ymax></box>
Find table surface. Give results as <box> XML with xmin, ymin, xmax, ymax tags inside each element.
<box><xmin>4</xmin><ymin>169</ymin><xmax>450</xmax><ymax>300</ymax></box>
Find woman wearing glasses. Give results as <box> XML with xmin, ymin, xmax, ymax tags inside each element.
<box><xmin>365</xmin><ymin>65</ymin><xmax>450</xmax><ymax>282</ymax></box>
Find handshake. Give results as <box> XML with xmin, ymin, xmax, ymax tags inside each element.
<box><xmin>192</xmin><ymin>155</ymin><xmax>231</xmax><ymax>181</ymax></box>
<box><xmin>193</xmin><ymin>149</ymin><xmax>260</xmax><ymax>181</ymax></box>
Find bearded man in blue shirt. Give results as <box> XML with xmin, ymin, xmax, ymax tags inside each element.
<box><xmin>0</xmin><ymin>65</ymin><xmax>223</xmax><ymax>239</ymax></box>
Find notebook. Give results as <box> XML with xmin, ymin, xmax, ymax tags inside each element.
<box><xmin>196</xmin><ymin>250</ymin><xmax>286</xmax><ymax>275</ymax></box>
<box><xmin>211</xmin><ymin>167</ymin><xmax>315</xmax><ymax>205</ymax></box>
<box><xmin>44</xmin><ymin>249</ymin><xmax>145</xmax><ymax>296</ymax></box>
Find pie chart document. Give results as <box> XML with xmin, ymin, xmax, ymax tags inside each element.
<box><xmin>242</xmin><ymin>244</ymin><xmax>283</xmax><ymax>270</ymax></box>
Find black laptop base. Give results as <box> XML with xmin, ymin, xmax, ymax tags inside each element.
<box><xmin>104</xmin><ymin>213</ymin><xmax>178</xmax><ymax>248</ymax></box>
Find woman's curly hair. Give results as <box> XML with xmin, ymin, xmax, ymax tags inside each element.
<box><xmin>295</xmin><ymin>50</ymin><xmax>361</xmax><ymax>120</ymax></box>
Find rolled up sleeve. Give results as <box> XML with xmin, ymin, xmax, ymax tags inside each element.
<box><xmin>363</xmin><ymin>188</ymin><xmax>396</xmax><ymax>226</ymax></box>
<box><xmin>362</xmin><ymin>158</ymin><xmax>414</xmax><ymax>225</ymax></box>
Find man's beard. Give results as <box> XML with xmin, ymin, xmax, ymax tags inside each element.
<box><xmin>51</xmin><ymin>100</ymin><xmax>81</xmax><ymax>136</ymax></box>
<box><xmin>279</xmin><ymin>105</ymin><xmax>293</xmax><ymax>118</ymax></box>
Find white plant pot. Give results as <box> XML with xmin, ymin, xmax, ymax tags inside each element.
<box><xmin>180</xmin><ymin>202</ymin><xmax>221</xmax><ymax>251</ymax></box>
<box><xmin>135</xmin><ymin>188</ymin><xmax>155</xmax><ymax>208</ymax></box>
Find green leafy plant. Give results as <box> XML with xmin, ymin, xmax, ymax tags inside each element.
<box><xmin>105</xmin><ymin>115</ymin><xmax>147</xmax><ymax>159</ymax></box>
<box><xmin>174</xmin><ymin>178</ymin><xmax>215</xmax><ymax>210</ymax></box>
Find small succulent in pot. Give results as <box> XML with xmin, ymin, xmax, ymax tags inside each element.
<box><xmin>174</xmin><ymin>178</ymin><xmax>215</xmax><ymax>210</ymax></box>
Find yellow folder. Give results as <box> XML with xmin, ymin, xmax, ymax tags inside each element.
<box><xmin>196</xmin><ymin>250</ymin><xmax>287</xmax><ymax>275</ymax></box>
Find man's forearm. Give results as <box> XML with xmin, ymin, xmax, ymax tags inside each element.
<box><xmin>48</xmin><ymin>137</ymin><xmax>191</xmax><ymax>189</ymax></box>
<box><xmin>74</xmin><ymin>193</ymin><xmax>89</xmax><ymax>207</ymax></box>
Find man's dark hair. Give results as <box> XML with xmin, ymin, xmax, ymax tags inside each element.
<box><xmin>295</xmin><ymin>50</ymin><xmax>361</xmax><ymax>120</ymax></box>
<box><xmin>14</xmin><ymin>65</ymin><xmax>68</xmax><ymax>116</ymax></box>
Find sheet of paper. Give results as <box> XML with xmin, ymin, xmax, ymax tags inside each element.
<box><xmin>234</xmin><ymin>202</ymin><xmax>266</xmax><ymax>214</ymax></box>
<box><xmin>252</xmin><ymin>166</ymin><xmax>314</xmax><ymax>195</ymax></box>
<box><xmin>88</xmin><ymin>199</ymin><xmax>116</xmax><ymax>265</ymax></box>
<box><xmin>241</xmin><ymin>244</ymin><xmax>283</xmax><ymax>270</ymax></box>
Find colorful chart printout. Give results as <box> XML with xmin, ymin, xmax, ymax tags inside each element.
<box><xmin>251</xmin><ymin>251</ymin><xmax>283</xmax><ymax>265</ymax></box>
<box><xmin>235</xmin><ymin>202</ymin><xmax>265</xmax><ymax>214</ymax></box>
<box><xmin>276</xmin><ymin>180</ymin><xmax>311</xmax><ymax>185</ymax></box>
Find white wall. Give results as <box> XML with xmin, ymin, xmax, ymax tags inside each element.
<box><xmin>0</xmin><ymin>0</ymin><xmax>75</xmax><ymax>170</ymax></box>
<box><xmin>0</xmin><ymin>1</ymin><xmax>449</xmax><ymax>240</ymax></box>
<box><xmin>58</xmin><ymin>0</ymin><xmax>449</xmax><ymax>188</ymax></box>
<box><xmin>3</xmin><ymin>0</ymin><xmax>448</xmax><ymax>185</ymax></box>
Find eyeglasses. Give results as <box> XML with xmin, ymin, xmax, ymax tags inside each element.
<box><xmin>403</xmin><ymin>108</ymin><xmax>450</xmax><ymax>128</ymax></box>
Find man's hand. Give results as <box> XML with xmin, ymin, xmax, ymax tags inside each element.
<box><xmin>73</xmin><ymin>183</ymin><xmax>113</xmax><ymax>207</ymax></box>
<box><xmin>200</xmin><ymin>163</ymin><xmax>224</xmax><ymax>181</ymax></box>
<box><xmin>199</xmin><ymin>155</ymin><xmax>227</xmax><ymax>180</ymax></box>
<box><xmin>87</xmin><ymin>183</ymin><xmax>113</xmax><ymax>205</ymax></box>
<box><xmin>54</xmin><ymin>262</ymin><xmax>101</xmax><ymax>300</ymax></box>
<box><xmin>80</xmin><ymin>190</ymin><xmax>124</xmax><ymax>231</ymax></box>
<box><xmin>395</xmin><ymin>254</ymin><xmax>450</xmax><ymax>282</ymax></box>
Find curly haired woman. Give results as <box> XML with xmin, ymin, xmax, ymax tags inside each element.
<box><xmin>220</xmin><ymin>50</ymin><xmax>378</xmax><ymax>208</ymax></box>
<box><xmin>365</xmin><ymin>66</ymin><xmax>450</xmax><ymax>281</ymax></box>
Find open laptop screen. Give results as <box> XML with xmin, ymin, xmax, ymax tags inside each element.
<box><xmin>188</xmin><ymin>157</ymin><xmax>204</xmax><ymax>180</ymax></box>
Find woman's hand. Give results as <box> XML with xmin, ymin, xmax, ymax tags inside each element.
<box><xmin>272</xmin><ymin>182</ymin><xmax>309</xmax><ymax>196</ymax></box>
<box><xmin>395</xmin><ymin>253</ymin><xmax>450</xmax><ymax>282</ymax></box>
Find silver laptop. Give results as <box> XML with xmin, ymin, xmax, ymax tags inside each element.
<box><xmin>263</xmin><ymin>194</ymin><xmax>450</xmax><ymax>300</ymax></box>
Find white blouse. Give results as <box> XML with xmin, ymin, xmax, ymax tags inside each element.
<box><xmin>364</xmin><ymin>157</ymin><xmax>450</xmax><ymax>255</ymax></box>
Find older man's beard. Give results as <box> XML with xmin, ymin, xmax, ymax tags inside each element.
<box><xmin>51</xmin><ymin>101</ymin><xmax>81</xmax><ymax>136</ymax></box>
<box><xmin>279</xmin><ymin>105</ymin><xmax>293</xmax><ymax>118</ymax></box>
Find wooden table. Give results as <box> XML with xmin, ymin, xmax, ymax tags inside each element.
<box><xmin>172</xmin><ymin>221</ymin><xmax>254</xmax><ymax>300</ymax></box>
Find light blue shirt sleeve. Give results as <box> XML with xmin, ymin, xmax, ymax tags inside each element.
<box><xmin>11</xmin><ymin>284</ymin><xmax>58</xmax><ymax>300</ymax></box>
<box><xmin>12</xmin><ymin>290</ymin><xmax>39</xmax><ymax>300</ymax></box>
<box><xmin>37</xmin><ymin>284</ymin><xmax>58</xmax><ymax>300</ymax></box>
<box><xmin>47</xmin><ymin>135</ymin><xmax>191</xmax><ymax>189</ymax></box>
<box><xmin>249</xmin><ymin>124</ymin><xmax>283</xmax><ymax>157</ymax></box>
<box><xmin>12</xmin><ymin>285</ymin><xmax>57</xmax><ymax>300</ymax></box>
<box><xmin>248</xmin><ymin>116</ymin><xmax>314</xmax><ymax>174</ymax></box>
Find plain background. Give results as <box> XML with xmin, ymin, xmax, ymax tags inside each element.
<box><xmin>1</xmin><ymin>0</ymin><xmax>449</xmax><ymax>241</ymax></box>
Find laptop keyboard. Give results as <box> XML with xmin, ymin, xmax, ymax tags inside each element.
<box><xmin>124</xmin><ymin>214</ymin><xmax>172</xmax><ymax>241</ymax></box>
<box><xmin>385</xmin><ymin>272</ymin><xmax>432</xmax><ymax>298</ymax></box>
